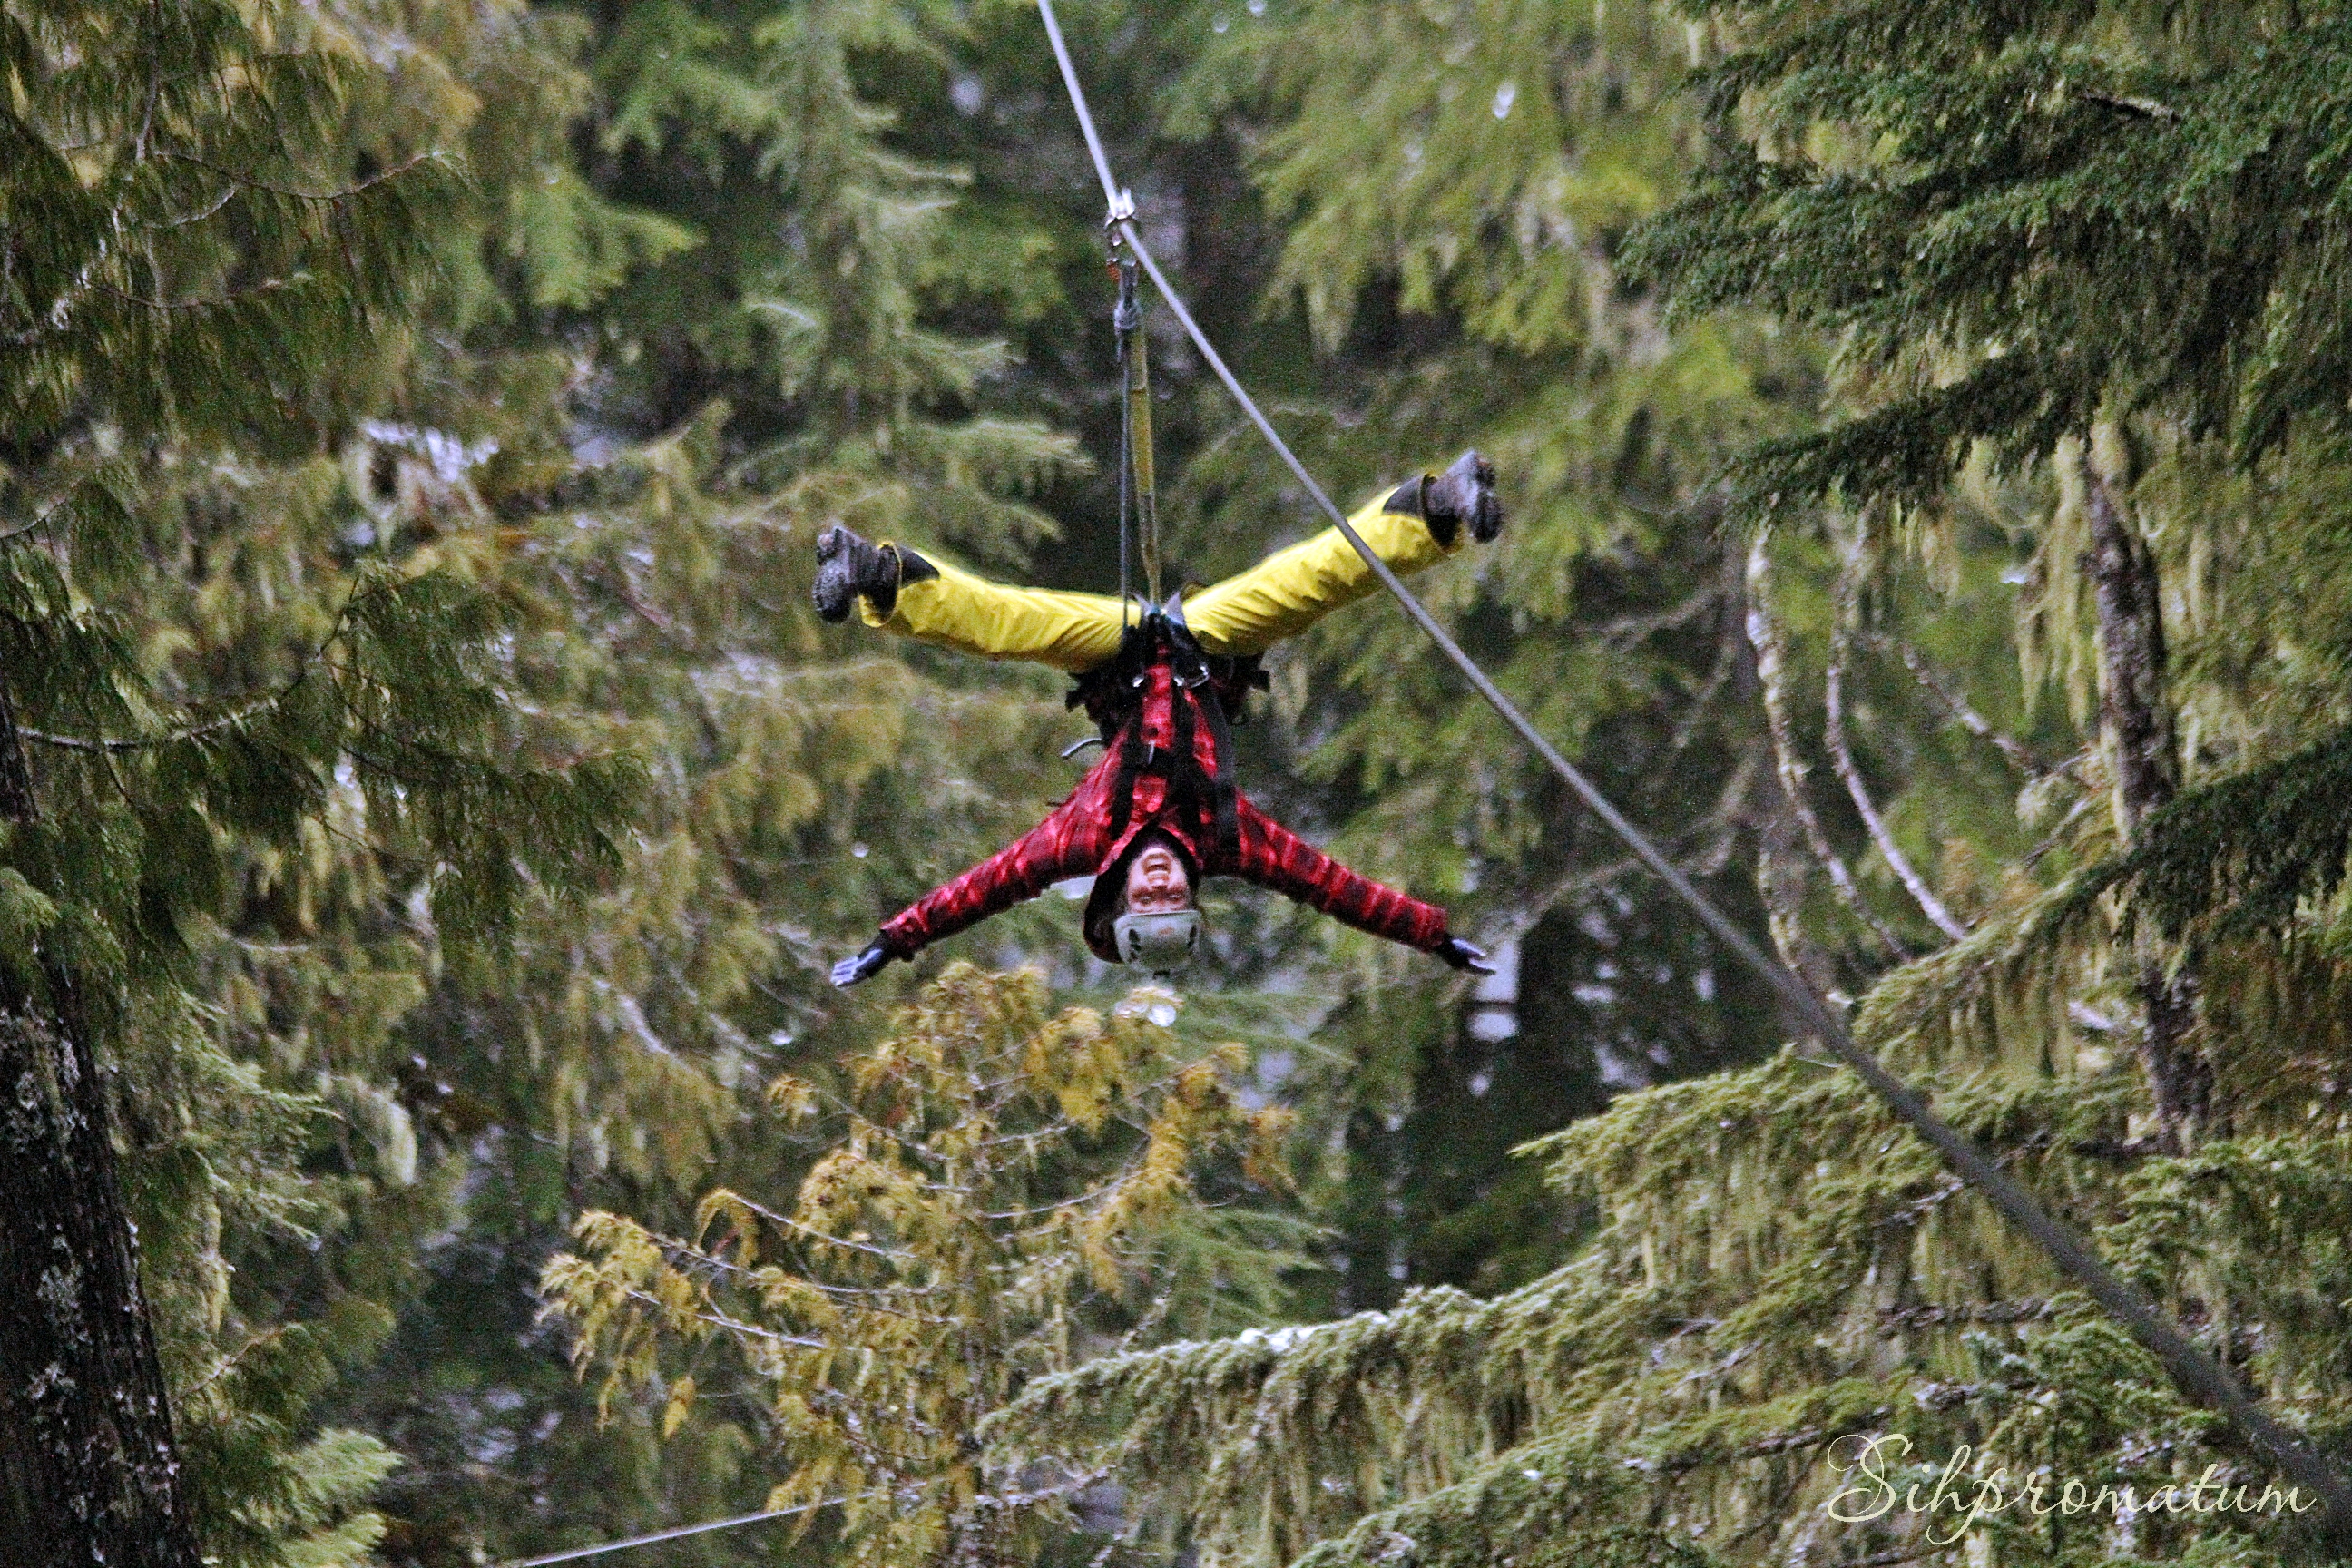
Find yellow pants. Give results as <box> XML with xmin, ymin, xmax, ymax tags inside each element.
<box><xmin>861</xmin><ymin>488</ymin><xmax>1457</xmax><ymax>671</ymax></box>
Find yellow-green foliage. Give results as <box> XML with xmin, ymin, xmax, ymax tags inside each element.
<box><xmin>992</xmin><ymin>1026</ymin><xmax>2349</xmax><ymax>1566</ymax></box>
<box><xmin>540</xmin><ymin>964</ymin><xmax>1298</xmax><ymax>1568</ymax></box>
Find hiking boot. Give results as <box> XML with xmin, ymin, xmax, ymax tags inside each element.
<box><xmin>1384</xmin><ymin>450</ymin><xmax>1504</xmax><ymax>546</ymax></box>
<box><xmin>812</xmin><ymin>524</ymin><xmax>896</xmax><ymax>622</ymax></box>
<box><xmin>1424</xmin><ymin>450</ymin><xmax>1504</xmax><ymax>544</ymax></box>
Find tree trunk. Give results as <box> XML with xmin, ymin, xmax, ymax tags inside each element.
<box><xmin>2079</xmin><ymin>446</ymin><xmax>2210</xmax><ymax>1151</ymax></box>
<box><xmin>0</xmin><ymin>669</ymin><xmax>204</xmax><ymax>1568</ymax></box>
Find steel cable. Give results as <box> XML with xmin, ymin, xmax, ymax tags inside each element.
<box><xmin>1031</xmin><ymin>0</ymin><xmax>2352</xmax><ymax>1533</ymax></box>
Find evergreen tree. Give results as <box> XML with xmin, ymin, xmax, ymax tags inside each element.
<box><xmin>1623</xmin><ymin>0</ymin><xmax>2352</xmax><ymax>1152</ymax></box>
<box><xmin>543</xmin><ymin>965</ymin><xmax>1302</xmax><ymax>1568</ymax></box>
<box><xmin>0</xmin><ymin>4</ymin><xmax>625</xmax><ymax>1563</ymax></box>
<box><xmin>183</xmin><ymin>5</ymin><xmax>1096</xmax><ymax>1561</ymax></box>
<box><xmin>981</xmin><ymin>2</ymin><xmax>2352</xmax><ymax>1563</ymax></box>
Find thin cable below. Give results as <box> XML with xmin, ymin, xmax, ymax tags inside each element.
<box><xmin>495</xmin><ymin>1495</ymin><xmax>858</xmax><ymax>1567</ymax></box>
<box><xmin>1031</xmin><ymin>0</ymin><xmax>2352</xmax><ymax>1534</ymax></box>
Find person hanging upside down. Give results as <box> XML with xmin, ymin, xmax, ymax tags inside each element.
<box><xmin>816</xmin><ymin>452</ymin><xmax>1505</xmax><ymax>987</ymax></box>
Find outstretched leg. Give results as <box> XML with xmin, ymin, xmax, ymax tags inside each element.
<box><xmin>1181</xmin><ymin>453</ymin><xmax>1500</xmax><ymax>658</ymax></box>
<box><xmin>815</xmin><ymin>524</ymin><xmax>1130</xmax><ymax>673</ymax></box>
<box><xmin>815</xmin><ymin>452</ymin><xmax>1498</xmax><ymax>671</ymax></box>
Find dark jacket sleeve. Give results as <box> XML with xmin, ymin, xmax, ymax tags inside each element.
<box><xmin>878</xmin><ymin>800</ymin><xmax>1102</xmax><ymax>958</ymax></box>
<box><xmin>1226</xmin><ymin>797</ymin><xmax>1451</xmax><ymax>953</ymax></box>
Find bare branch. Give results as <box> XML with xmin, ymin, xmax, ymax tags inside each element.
<box><xmin>1745</xmin><ymin>530</ymin><xmax>1909</xmax><ymax>963</ymax></box>
<box><xmin>1825</xmin><ymin>528</ymin><xmax>1968</xmax><ymax>942</ymax></box>
<box><xmin>1593</xmin><ymin>583</ymin><xmax>1725</xmax><ymax>651</ymax></box>
<box><xmin>1868</xmin><ymin>632</ymin><xmax>2068</xmax><ymax>782</ymax></box>
<box><xmin>2082</xmin><ymin>89</ymin><xmax>2183</xmax><ymax>122</ymax></box>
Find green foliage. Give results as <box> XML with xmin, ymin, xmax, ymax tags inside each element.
<box><xmin>980</xmin><ymin>5</ymin><xmax>2352</xmax><ymax>1566</ymax></box>
<box><xmin>2080</xmin><ymin>724</ymin><xmax>2352</xmax><ymax>940</ymax></box>
<box><xmin>995</xmin><ymin>1038</ymin><xmax>2352</xmax><ymax>1565</ymax></box>
<box><xmin>0</xmin><ymin>1</ymin><xmax>452</xmax><ymax>451</ymax></box>
<box><xmin>542</xmin><ymin>964</ymin><xmax>1301</xmax><ymax>1568</ymax></box>
<box><xmin>1626</xmin><ymin>0</ymin><xmax>2352</xmax><ymax>505</ymax></box>
<box><xmin>0</xmin><ymin>0</ymin><xmax>1138</xmax><ymax>1555</ymax></box>
<box><xmin>28</xmin><ymin>2</ymin><xmax>2352</xmax><ymax>1565</ymax></box>
<box><xmin>0</xmin><ymin>3</ymin><xmax>659</xmax><ymax>1562</ymax></box>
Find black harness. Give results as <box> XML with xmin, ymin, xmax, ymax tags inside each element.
<box><xmin>1067</xmin><ymin>600</ymin><xmax>1269</xmax><ymax>855</ymax></box>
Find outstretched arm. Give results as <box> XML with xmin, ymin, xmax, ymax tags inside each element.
<box><xmin>1227</xmin><ymin>798</ymin><xmax>1489</xmax><ymax>970</ymax></box>
<box><xmin>835</xmin><ymin>802</ymin><xmax>1105</xmax><ymax>986</ymax></box>
<box><xmin>1181</xmin><ymin>452</ymin><xmax>1503</xmax><ymax>659</ymax></box>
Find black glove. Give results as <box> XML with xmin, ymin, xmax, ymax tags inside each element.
<box><xmin>831</xmin><ymin>938</ymin><xmax>896</xmax><ymax>989</ymax></box>
<box><xmin>1421</xmin><ymin>450</ymin><xmax>1504</xmax><ymax>544</ymax></box>
<box><xmin>1436</xmin><ymin>936</ymin><xmax>1496</xmax><ymax>975</ymax></box>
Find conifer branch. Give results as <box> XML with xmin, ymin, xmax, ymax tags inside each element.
<box><xmin>94</xmin><ymin>276</ymin><xmax>295</xmax><ymax>312</ymax></box>
<box><xmin>0</xmin><ymin>511</ymin><xmax>62</xmax><ymax>547</ymax></box>
<box><xmin>717</xmin><ymin>1191</ymin><xmax>904</xmax><ymax>1261</ymax></box>
<box><xmin>2022</xmin><ymin>794</ymin><xmax>2096</xmax><ymax>869</ymax></box>
<box><xmin>152</xmin><ymin>184</ymin><xmax>240</xmax><ymax>230</ymax></box>
<box><xmin>1877</xmin><ymin>1298</ymin><xmax>2053</xmax><ymax>1331</ymax></box>
<box><xmin>145</xmin><ymin>148</ymin><xmax>436</xmax><ymax>205</ymax></box>
<box><xmin>183</xmin><ymin>1327</ymin><xmax>289</xmax><ymax>1396</ymax></box>
<box><xmin>18</xmin><ymin>574</ymin><xmax>368</xmax><ymax>753</ymax></box>
<box><xmin>23</xmin><ymin>697</ymin><xmax>278</xmax><ymax>753</ymax></box>
<box><xmin>1646</xmin><ymin>1416</ymin><xmax>1883</xmax><ymax>1475</ymax></box>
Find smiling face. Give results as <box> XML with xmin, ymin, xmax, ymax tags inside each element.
<box><xmin>1122</xmin><ymin>838</ymin><xmax>1195</xmax><ymax>915</ymax></box>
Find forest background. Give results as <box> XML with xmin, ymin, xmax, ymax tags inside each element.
<box><xmin>5</xmin><ymin>0</ymin><xmax>2352</xmax><ymax>1565</ymax></box>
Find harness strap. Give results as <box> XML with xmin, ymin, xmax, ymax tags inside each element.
<box><xmin>1071</xmin><ymin>608</ymin><xmax>1243</xmax><ymax>856</ymax></box>
<box><xmin>1103</xmin><ymin>671</ymin><xmax>1149</xmax><ymax>845</ymax></box>
<box><xmin>1161</xmin><ymin>597</ymin><xmax>1240</xmax><ymax>854</ymax></box>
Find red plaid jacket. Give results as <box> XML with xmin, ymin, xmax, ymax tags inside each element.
<box><xmin>878</xmin><ymin>661</ymin><xmax>1452</xmax><ymax>963</ymax></box>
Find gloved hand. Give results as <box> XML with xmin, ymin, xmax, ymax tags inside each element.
<box><xmin>1422</xmin><ymin>450</ymin><xmax>1504</xmax><ymax>544</ymax></box>
<box><xmin>1436</xmin><ymin>936</ymin><xmax>1496</xmax><ymax>975</ymax></box>
<box><xmin>831</xmin><ymin>938</ymin><xmax>896</xmax><ymax>988</ymax></box>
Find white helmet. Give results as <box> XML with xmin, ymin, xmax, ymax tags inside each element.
<box><xmin>1111</xmin><ymin>909</ymin><xmax>1203</xmax><ymax>974</ymax></box>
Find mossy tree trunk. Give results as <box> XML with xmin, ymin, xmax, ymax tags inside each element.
<box><xmin>2081</xmin><ymin>452</ymin><xmax>2210</xmax><ymax>1151</ymax></box>
<box><xmin>0</xmin><ymin>662</ymin><xmax>201</xmax><ymax>1568</ymax></box>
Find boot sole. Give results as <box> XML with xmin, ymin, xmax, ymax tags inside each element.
<box><xmin>812</xmin><ymin>524</ymin><xmax>858</xmax><ymax>622</ymax></box>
